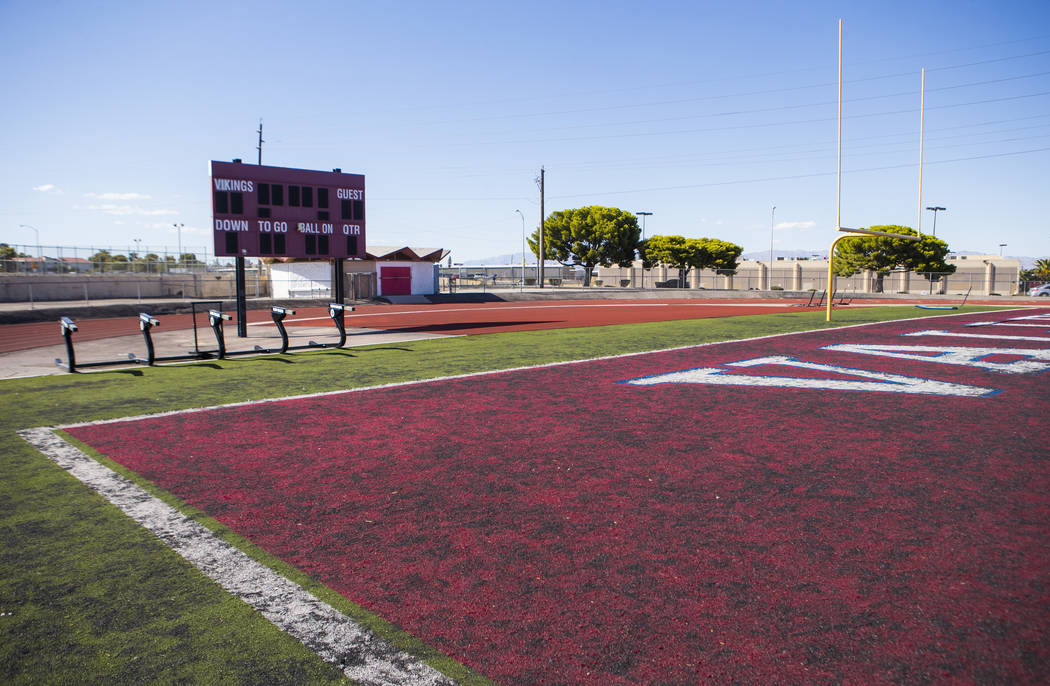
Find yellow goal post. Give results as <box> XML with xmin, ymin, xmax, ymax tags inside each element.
<box><xmin>826</xmin><ymin>227</ymin><xmax>921</xmax><ymax>321</ymax></box>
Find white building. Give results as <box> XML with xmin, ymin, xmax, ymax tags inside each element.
<box><xmin>269</xmin><ymin>245</ymin><xmax>448</xmax><ymax>300</ymax></box>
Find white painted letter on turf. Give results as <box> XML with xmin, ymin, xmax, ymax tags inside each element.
<box><xmin>822</xmin><ymin>344</ymin><xmax>1050</xmax><ymax>374</ymax></box>
<box><xmin>903</xmin><ymin>330</ymin><xmax>1050</xmax><ymax>343</ymax></box>
<box><xmin>622</xmin><ymin>355</ymin><xmax>997</xmax><ymax>397</ymax></box>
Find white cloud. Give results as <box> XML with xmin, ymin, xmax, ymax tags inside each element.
<box><xmin>84</xmin><ymin>203</ymin><xmax>178</xmax><ymax>216</ymax></box>
<box><xmin>774</xmin><ymin>220</ymin><xmax>817</xmax><ymax>231</ymax></box>
<box><xmin>84</xmin><ymin>192</ymin><xmax>152</xmax><ymax>201</ymax></box>
<box><xmin>156</xmin><ymin>222</ymin><xmax>208</xmax><ymax>235</ymax></box>
<box><xmin>33</xmin><ymin>184</ymin><xmax>62</xmax><ymax>194</ymax></box>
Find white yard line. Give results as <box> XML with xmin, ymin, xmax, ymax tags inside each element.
<box><xmin>16</xmin><ymin>427</ymin><xmax>456</xmax><ymax>686</ymax></box>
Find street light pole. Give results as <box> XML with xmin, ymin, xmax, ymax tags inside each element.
<box><xmin>173</xmin><ymin>223</ymin><xmax>184</xmax><ymax>265</ymax></box>
<box><xmin>769</xmin><ymin>205</ymin><xmax>776</xmax><ymax>271</ymax></box>
<box><xmin>515</xmin><ymin>209</ymin><xmax>526</xmax><ymax>288</ymax></box>
<box><xmin>18</xmin><ymin>224</ymin><xmax>39</xmax><ymax>258</ymax></box>
<box><xmin>635</xmin><ymin>211</ymin><xmax>652</xmax><ymax>241</ymax></box>
<box><xmin>635</xmin><ymin>212</ymin><xmax>652</xmax><ymax>288</ymax></box>
<box><xmin>925</xmin><ymin>206</ymin><xmax>945</xmax><ymax>237</ymax></box>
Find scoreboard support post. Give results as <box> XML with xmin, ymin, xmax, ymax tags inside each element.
<box><xmin>333</xmin><ymin>258</ymin><xmax>345</xmax><ymax>304</ymax></box>
<box><xmin>235</xmin><ymin>256</ymin><xmax>248</xmax><ymax>338</ymax></box>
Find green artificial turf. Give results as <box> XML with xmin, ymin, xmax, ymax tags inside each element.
<box><xmin>0</xmin><ymin>306</ymin><xmax>1009</xmax><ymax>684</ymax></box>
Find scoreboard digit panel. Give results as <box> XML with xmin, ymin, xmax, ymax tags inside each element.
<box><xmin>210</xmin><ymin>160</ymin><xmax>365</xmax><ymax>259</ymax></box>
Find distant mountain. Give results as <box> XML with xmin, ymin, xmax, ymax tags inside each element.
<box><xmin>461</xmin><ymin>252</ymin><xmax>563</xmax><ymax>266</ymax></box>
<box><xmin>464</xmin><ymin>249</ymin><xmax>1042</xmax><ymax>269</ymax></box>
<box><xmin>465</xmin><ymin>252</ymin><xmax>522</xmax><ymax>265</ymax></box>
<box><xmin>948</xmin><ymin>251</ymin><xmax>1039</xmax><ymax>269</ymax></box>
<box><xmin>741</xmin><ymin>249</ymin><xmax>827</xmax><ymax>261</ymax></box>
<box><xmin>742</xmin><ymin>249</ymin><xmax>1041</xmax><ymax>269</ymax></box>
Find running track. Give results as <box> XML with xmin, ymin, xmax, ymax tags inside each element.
<box><xmin>0</xmin><ymin>297</ymin><xmax>1011</xmax><ymax>354</ymax></box>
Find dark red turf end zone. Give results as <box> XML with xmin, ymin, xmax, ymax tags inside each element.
<box><xmin>67</xmin><ymin>310</ymin><xmax>1050</xmax><ymax>684</ymax></box>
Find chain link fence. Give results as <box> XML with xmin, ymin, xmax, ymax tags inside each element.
<box><xmin>0</xmin><ymin>260</ymin><xmax>270</xmax><ymax>304</ymax></box>
<box><xmin>1</xmin><ymin>242</ymin><xmax>1033</xmax><ymax>302</ymax></box>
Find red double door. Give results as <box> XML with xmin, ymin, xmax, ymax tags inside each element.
<box><xmin>380</xmin><ymin>266</ymin><xmax>411</xmax><ymax>295</ymax></box>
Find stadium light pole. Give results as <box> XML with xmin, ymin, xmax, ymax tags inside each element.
<box><xmin>19</xmin><ymin>224</ymin><xmax>39</xmax><ymax>258</ymax></box>
<box><xmin>999</xmin><ymin>243</ymin><xmax>1007</xmax><ymax>257</ymax></box>
<box><xmin>925</xmin><ymin>206</ymin><xmax>945</xmax><ymax>237</ymax></box>
<box><xmin>515</xmin><ymin>209</ymin><xmax>526</xmax><ymax>288</ymax></box>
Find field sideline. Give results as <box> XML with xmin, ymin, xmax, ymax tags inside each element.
<box><xmin>1</xmin><ymin>304</ymin><xmax>1042</xmax><ymax>684</ymax></box>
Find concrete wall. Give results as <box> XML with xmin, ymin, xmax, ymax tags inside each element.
<box><xmin>595</xmin><ymin>255</ymin><xmax>1021</xmax><ymax>295</ymax></box>
<box><xmin>0</xmin><ymin>273</ymin><xmax>270</xmax><ymax>303</ymax></box>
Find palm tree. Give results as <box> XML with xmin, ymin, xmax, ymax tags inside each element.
<box><xmin>1034</xmin><ymin>258</ymin><xmax>1050</xmax><ymax>278</ymax></box>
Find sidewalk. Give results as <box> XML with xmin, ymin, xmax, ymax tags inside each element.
<box><xmin>0</xmin><ymin>296</ymin><xmax>338</xmax><ymax>325</ymax></box>
<box><xmin>0</xmin><ymin>318</ymin><xmax>453</xmax><ymax>380</ymax></box>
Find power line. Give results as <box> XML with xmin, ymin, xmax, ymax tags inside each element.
<box><xmin>371</xmin><ymin>112</ymin><xmax>1050</xmax><ymax>182</ymax></box>
<box><xmin>503</xmin><ymin>72</ymin><xmax>1050</xmax><ymax>136</ymax></box>
<box><xmin>379</xmin><ymin>34</ymin><xmax>1050</xmax><ymax>121</ymax></box>
<box><xmin>543</xmin><ymin>114</ymin><xmax>1050</xmax><ymax>170</ymax></box>
<box><xmin>437</xmin><ymin>50</ymin><xmax>1050</xmax><ymax>127</ymax></box>
<box><xmin>928</xmin><ymin>49</ymin><xmax>1050</xmax><ymax>72</ymax></box>
<box><xmin>485</xmin><ymin>90</ymin><xmax>1050</xmax><ymax>147</ymax></box>
<box><xmin>547</xmin><ymin>146</ymin><xmax>1050</xmax><ymax>200</ymax></box>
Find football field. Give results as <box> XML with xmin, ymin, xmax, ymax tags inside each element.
<box><xmin>7</xmin><ymin>305</ymin><xmax>1050</xmax><ymax>684</ymax></box>
<box><xmin>10</xmin><ymin>306</ymin><xmax>1050</xmax><ymax>684</ymax></box>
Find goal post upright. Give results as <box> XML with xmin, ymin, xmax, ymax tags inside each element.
<box><xmin>826</xmin><ymin>21</ymin><xmax>922</xmax><ymax>321</ymax></box>
<box><xmin>836</xmin><ymin>18</ymin><xmax>843</xmax><ymax>237</ymax></box>
<box><xmin>828</xmin><ymin>18</ymin><xmax>845</xmax><ymax>322</ymax></box>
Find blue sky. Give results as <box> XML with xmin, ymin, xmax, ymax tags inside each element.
<box><xmin>1</xmin><ymin>0</ymin><xmax>1048</xmax><ymax>263</ymax></box>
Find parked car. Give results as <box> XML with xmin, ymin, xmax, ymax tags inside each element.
<box><xmin>1028</xmin><ymin>283</ymin><xmax>1050</xmax><ymax>296</ymax></box>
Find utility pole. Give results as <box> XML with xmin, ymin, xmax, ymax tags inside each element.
<box><xmin>236</xmin><ymin>121</ymin><xmax>263</xmax><ymax>338</ymax></box>
<box><xmin>537</xmin><ymin>167</ymin><xmax>545</xmax><ymax>288</ymax></box>
<box><xmin>257</xmin><ymin>120</ymin><xmax>264</xmax><ymax>165</ymax></box>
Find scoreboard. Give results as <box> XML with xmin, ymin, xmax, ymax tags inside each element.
<box><xmin>210</xmin><ymin>160</ymin><xmax>365</xmax><ymax>259</ymax></box>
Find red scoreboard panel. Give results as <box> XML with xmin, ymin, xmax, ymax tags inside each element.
<box><xmin>210</xmin><ymin>160</ymin><xmax>365</xmax><ymax>259</ymax></box>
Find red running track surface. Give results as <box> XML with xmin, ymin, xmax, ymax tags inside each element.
<box><xmin>0</xmin><ymin>299</ymin><xmax>801</xmax><ymax>354</ymax></box>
